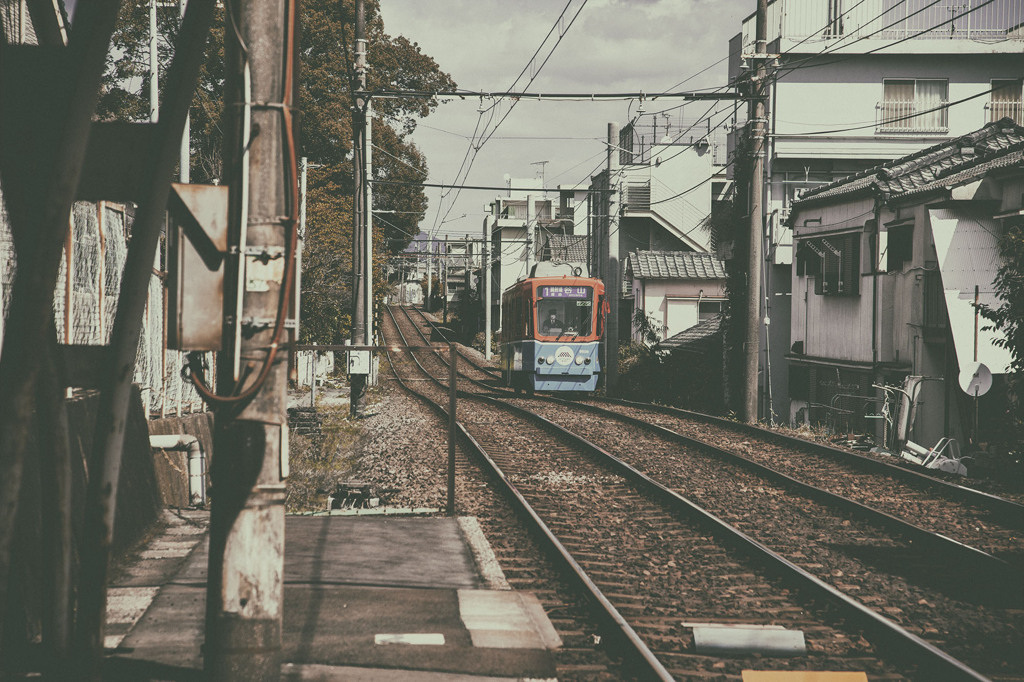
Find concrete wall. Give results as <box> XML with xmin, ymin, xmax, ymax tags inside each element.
<box><xmin>149</xmin><ymin>411</ymin><xmax>215</xmax><ymax>509</ymax></box>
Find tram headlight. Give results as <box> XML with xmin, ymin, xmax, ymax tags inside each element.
<box><xmin>546</xmin><ymin>355</ymin><xmax>555</xmax><ymax>364</ymax></box>
<box><xmin>574</xmin><ymin>355</ymin><xmax>584</xmax><ymax>365</ymax></box>
<box><xmin>537</xmin><ymin>357</ymin><xmax>544</xmax><ymax>364</ymax></box>
<box><xmin>584</xmin><ymin>357</ymin><xmax>591</xmax><ymax>365</ymax></box>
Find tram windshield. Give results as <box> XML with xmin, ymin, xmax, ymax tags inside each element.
<box><xmin>536</xmin><ymin>285</ymin><xmax>593</xmax><ymax>338</ymax></box>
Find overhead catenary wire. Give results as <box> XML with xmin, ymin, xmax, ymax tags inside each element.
<box><xmin>426</xmin><ymin>0</ymin><xmax>591</xmax><ymax>240</ymax></box>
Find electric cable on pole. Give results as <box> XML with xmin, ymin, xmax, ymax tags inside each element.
<box><xmin>742</xmin><ymin>0</ymin><xmax>769</xmax><ymax>423</ymax></box>
<box><xmin>349</xmin><ymin>0</ymin><xmax>369</xmax><ymax>416</ymax></box>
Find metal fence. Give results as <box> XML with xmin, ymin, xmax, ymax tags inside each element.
<box><xmin>746</xmin><ymin>0</ymin><xmax>1024</xmax><ymax>45</ymax></box>
<box><xmin>0</xmin><ymin>190</ymin><xmax>208</xmax><ymax>417</ymax></box>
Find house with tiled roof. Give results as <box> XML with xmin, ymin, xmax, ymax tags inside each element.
<box><xmin>625</xmin><ymin>250</ymin><xmax>727</xmax><ymax>344</ymax></box>
<box><xmin>729</xmin><ymin>0</ymin><xmax>1023</xmax><ymax>425</ymax></box>
<box><xmin>785</xmin><ymin>118</ymin><xmax>1024</xmax><ymax>454</ymax></box>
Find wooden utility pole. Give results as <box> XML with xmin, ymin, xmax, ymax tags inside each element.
<box><xmin>742</xmin><ymin>0</ymin><xmax>768</xmax><ymax>424</ymax></box>
<box><xmin>604</xmin><ymin>122</ymin><xmax>621</xmax><ymax>393</ymax></box>
<box><xmin>205</xmin><ymin>0</ymin><xmax>296</xmax><ymax>678</ymax></box>
<box><xmin>350</xmin><ymin>0</ymin><xmax>369</xmax><ymax>416</ymax></box>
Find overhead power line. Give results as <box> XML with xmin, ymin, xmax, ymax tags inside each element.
<box><xmin>371</xmin><ymin>179</ymin><xmax>613</xmax><ymax>194</ymax></box>
<box><xmin>369</xmin><ymin>88</ymin><xmax>742</xmax><ymax>101</ymax></box>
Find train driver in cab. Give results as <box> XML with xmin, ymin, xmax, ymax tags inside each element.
<box><xmin>542</xmin><ymin>309</ymin><xmax>564</xmax><ymax>334</ymax></box>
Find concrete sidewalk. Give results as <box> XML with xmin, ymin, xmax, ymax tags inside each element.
<box><xmin>106</xmin><ymin>515</ymin><xmax>560</xmax><ymax>681</ymax></box>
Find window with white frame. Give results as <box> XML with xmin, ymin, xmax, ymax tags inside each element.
<box><xmin>988</xmin><ymin>80</ymin><xmax>1022</xmax><ymax>125</ymax></box>
<box><xmin>879</xmin><ymin>79</ymin><xmax>948</xmax><ymax>133</ymax></box>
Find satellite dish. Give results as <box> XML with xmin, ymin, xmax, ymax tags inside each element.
<box><xmin>958</xmin><ymin>361</ymin><xmax>992</xmax><ymax>397</ymax></box>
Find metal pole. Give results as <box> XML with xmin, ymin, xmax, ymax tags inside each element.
<box><xmin>525</xmin><ymin>194</ymin><xmax>533</xmax><ymax>277</ymax></box>
<box><xmin>604</xmin><ymin>122</ymin><xmax>621</xmax><ymax>393</ymax></box>
<box><xmin>205</xmin><ymin>0</ymin><xmax>292</xmax><ymax>677</ymax></box>
<box><xmin>447</xmin><ymin>345</ymin><xmax>456</xmax><ymax>516</ymax></box>
<box><xmin>179</xmin><ymin>1</ymin><xmax>189</xmax><ymax>182</ymax></box>
<box><xmin>742</xmin><ymin>0</ymin><xmax>767</xmax><ymax>424</ymax></box>
<box><xmin>443</xmin><ymin>236</ymin><xmax>448</xmax><ymax>324</ymax></box>
<box><xmin>365</xmin><ymin>99</ymin><xmax>374</xmax><ymax>350</ymax></box>
<box><xmin>426</xmin><ymin>243</ymin><xmax>433</xmax><ymax>310</ymax></box>
<box><xmin>349</xmin><ymin>0</ymin><xmax>368</xmax><ymax>416</ymax></box>
<box><xmin>483</xmin><ymin>213</ymin><xmax>492</xmax><ymax>360</ymax></box>
<box><xmin>149</xmin><ymin>0</ymin><xmax>159</xmax><ymax>123</ymax></box>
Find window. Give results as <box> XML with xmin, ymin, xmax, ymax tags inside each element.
<box><xmin>535</xmin><ymin>286</ymin><xmax>594</xmax><ymax>338</ymax></box>
<box><xmin>799</xmin><ymin>234</ymin><xmax>860</xmax><ymax>296</ymax></box>
<box><xmin>988</xmin><ymin>80</ymin><xmax>1022</xmax><ymax>124</ymax></box>
<box><xmin>885</xmin><ymin>224</ymin><xmax>913</xmax><ymax>271</ymax></box>
<box><xmin>879</xmin><ymin>79</ymin><xmax>948</xmax><ymax>132</ymax></box>
<box><xmin>698</xmin><ymin>300</ymin><xmax>723</xmax><ymax>320</ymax></box>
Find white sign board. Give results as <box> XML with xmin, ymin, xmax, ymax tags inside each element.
<box><xmin>348</xmin><ymin>349</ymin><xmax>371</xmax><ymax>375</ymax></box>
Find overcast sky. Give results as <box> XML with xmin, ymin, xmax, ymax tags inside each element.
<box><xmin>377</xmin><ymin>0</ymin><xmax>751</xmax><ymax>242</ymax></box>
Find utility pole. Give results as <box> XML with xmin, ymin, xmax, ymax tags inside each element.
<box><xmin>525</xmin><ymin>194</ymin><xmax>534</xmax><ymax>277</ymax></box>
<box><xmin>365</xmin><ymin>98</ymin><xmax>374</xmax><ymax>360</ymax></box>
<box><xmin>349</xmin><ymin>0</ymin><xmax>369</xmax><ymax>416</ymax></box>
<box><xmin>442</xmin><ymin>235</ymin><xmax>448</xmax><ymax>324</ymax></box>
<box><xmin>179</xmin><ymin>0</ymin><xmax>189</xmax><ymax>182</ymax></box>
<box><xmin>149</xmin><ymin>0</ymin><xmax>159</xmax><ymax>123</ymax></box>
<box><xmin>742</xmin><ymin>0</ymin><xmax>768</xmax><ymax>424</ymax></box>
<box><xmin>206</xmin><ymin>0</ymin><xmax>296</xmax><ymax>678</ymax></box>
<box><xmin>426</xmin><ymin>241</ymin><xmax>433</xmax><ymax>309</ymax></box>
<box><xmin>604</xmin><ymin>122</ymin><xmax>621</xmax><ymax>393</ymax></box>
<box><xmin>483</xmin><ymin>212</ymin><xmax>492</xmax><ymax>360</ymax></box>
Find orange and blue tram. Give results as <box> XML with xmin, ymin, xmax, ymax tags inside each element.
<box><xmin>499</xmin><ymin>275</ymin><xmax>606</xmax><ymax>393</ymax></box>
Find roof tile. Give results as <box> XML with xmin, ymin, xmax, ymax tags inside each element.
<box><xmin>626</xmin><ymin>250</ymin><xmax>727</xmax><ymax>280</ymax></box>
<box><xmin>796</xmin><ymin>118</ymin><xmax>1024</xmax><ymax>207</ymax></box>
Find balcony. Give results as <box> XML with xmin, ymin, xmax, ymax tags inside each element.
<box><xmin>985</xmin><ymin>100</ymin><xmax>1023</xmax><ymax>125</ymax></box>
<box><xmin>744</xmin><ymin>0</ymin><xmax>1023</xmax><ymax>47</ymax></box>
<box><xmin>876</xmin><ymin>99</ymin><xmax>949</xmax><ymax>134</ymax></box>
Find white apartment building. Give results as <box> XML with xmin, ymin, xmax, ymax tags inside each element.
<box><xmin>485</xmin><ymin>177</ymin><xmax>586</xmax><ymax>331</ymax></box>
<box><xmin>729</xmin><ymin>0</ymin><xmax>1023</xmax><ymax>422</ymax></box>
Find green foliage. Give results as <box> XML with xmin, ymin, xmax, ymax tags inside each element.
<box><xmin>98</xmin><ymin>0</ymin><xmax>456</xmax><ymax>344</ymax></box>
<box><xmin>632</xmin><ymin>308</ymin><xmax>665</xmax><ymax>347</ymax></box>
<box><xmin>285</xmin><ymin>404</ymin><xmax>362</xmax><ymax>512</ymax></box>
<box><xmin>617</xmin><ymin>343</ymin><xmax>725</xmax><ymax>413</ymax></box>
<box><xmin>978</xmin><ymin>222</ymin><xmax>1024</xmax><ymax>454</ymax></box>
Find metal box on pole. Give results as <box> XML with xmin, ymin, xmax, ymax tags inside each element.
<box><xmin>166</xmin><ymin>182</ymin><xmax>229</xmax><ymax>350</ymax></box>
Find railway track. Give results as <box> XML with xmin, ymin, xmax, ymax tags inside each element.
<box><xmin>384</xmin><ymin>306</ymin><xmax>1006</xmax><ymax>680</ymax></box>
<box><xmin>405</xmin><ymin>305</ymin><xmax>1024</xmax><ymax>545</ymax></box>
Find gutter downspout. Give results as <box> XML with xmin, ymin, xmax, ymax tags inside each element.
<box><xmin>150</xmin><ymin>434</ymin><xmax>206</xmax><ymax>506</ymax></box>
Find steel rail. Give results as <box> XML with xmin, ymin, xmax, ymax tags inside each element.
<box><xmin>602</xmin><ymin>397</ymin><xmax>1024</xmax><ymax>529</ymax></box>
<box><xmin>387</xmin><ymin>307</ymin><xmax>990</xmax><ymax>681</ymax></box>
<box><xmin>381</xmin><ymin>306</ymin><xmax>675</xmax><ymax>680</ymax></box>
<box><xmin>540</xmin><ymin>395</ymin><xmax>1019</xmax><ymax>593</ymax></box>
<box><xmin>483</xmin><ymin>397</ymin><xmax>991</xmax><ymax>682</ymax></box>
<box><xmin>421</xmin><ymin>324</ymin><xmax>1019</xmax><ymax>597</ymax></box>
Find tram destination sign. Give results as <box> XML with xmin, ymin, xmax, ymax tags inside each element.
<box><xmin>539</xmin><ymin>285</ymin><xmax>591</xmax><ymax>299</ymax></box>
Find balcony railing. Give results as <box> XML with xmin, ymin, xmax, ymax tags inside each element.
<box><xmin>498</xmin><ymin>201</ymin><xmax>553</xmax><ymax>221</ymax></box>
<box><xmin>985</xmin><ymin>100</ymin><xmax>1023</xmax><ymax>125</ymax></box>
<box><xmin>876</xmin><ymin>99</ymin><xmax>949</xmax><ymax>133</ymax></box>
<box><xmin>745</xmin><ymin>0</ymin><xmax>1024</xmax><ymax>45</ymax></box>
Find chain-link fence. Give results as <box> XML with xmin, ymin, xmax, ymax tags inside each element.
<box><xmin>0</xmin><ymin>189</ymin><xmax>208</xmax><ymax>417</ymax></box>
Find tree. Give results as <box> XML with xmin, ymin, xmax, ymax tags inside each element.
<box><xmin>978</xmin><ymin>221</ymin><xmax>1024</xmax><ymax>453</ymax></box>
<box><xmin>98</xmin><ymin>0</ymin><xmax>456</xmax><ymax>344</ymax></box>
